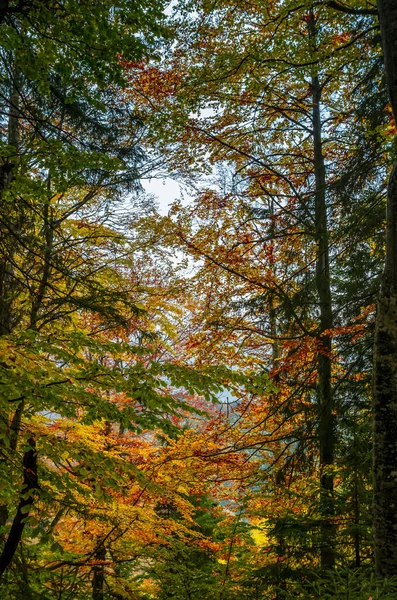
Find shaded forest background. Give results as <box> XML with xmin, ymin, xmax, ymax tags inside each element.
<box><xmin>0</xmin><ymin>0</ymin><xmax>396</xmax><ymax>598</ymax></box>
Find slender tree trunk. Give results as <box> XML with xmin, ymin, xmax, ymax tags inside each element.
<box><xmin>309</xmin><ymin>15</ymin><xmax>335</xmax><ymax>566</ymax></box>
<box><xmin>353</xmin><ymin>467</ymin><xmax>361</xmax><ymax>568</ymax></box>
<box><xmin>0</xmin><ymin>438</ymin><xmax>38</xmax><ymax>577</ymax></box>
<box><xmin>269</xmin><ymin>198</ymin><xmax>279</xmax><ymax>365</ymax></box>
<box><xmin>0</xmin><ymin>64</ymin><xmax>19</xmax><ymax>335</ymax></box>
<box><xmin>372</xmin><ymin>0</ymin><xmax>397</xmax><ymax>578</ymax></box>
<box><xmin>267</xmin><ymin>198</ymin><xmax>286</xmax><ymax>598</ymax></box>
<box><xmin>29</xmin><ymin>197</ymin><xmax>54</xmax><ymax>330</ymax></box>
<box><xmin>270</xmin><ymin>308</ymin><xmax>285</xmax><ymax>596</ymax></box>
<box><xmin>0</xmin><ymin>64</ymin><xmax>22</xmax><ymax>528</ymax></box>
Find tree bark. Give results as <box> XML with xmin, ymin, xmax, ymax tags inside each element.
<box><xmin>29</xmin><ymin>197</ymin><xmax>54</xmax><ymax>330</ymax></box>
<box><xmin>0</xmin><ymin>65</ymin><xmax>22</xmax><ymax>527</ymax></box>
<box><xmin>373</xmin><ymin>163</ymin><xmax>397</xmax><ymax>577</ymax></box>
<box><xmin>312</xmin><ymin>72</ymin><xmax>335</xmax><ymax>570</ymax></box>
<box><xmin>308</xmin><ymin>10</ymin><xmax>335</xmax><ymax>569</ymax></box>
<box><xmin>0</xmin><ymin>64</ymin><xmax>20</xmax><ymax>335</ymax></box>
<box><xmin>372</xmin><ymin>0</ymin><xmax>397</xmax><ymax>578</ymax></box>
<box><xmin>92</xmin><ymin>545</ymin><xmax>106</xmax><ymax>600</ymax></box>
<box><xmin>0</xmin><ymin>438</ymin><xmax>38</xmax><ymax>577</ymax></box>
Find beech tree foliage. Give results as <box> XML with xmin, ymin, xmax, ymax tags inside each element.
<box><xmin>1</xmin><ymin>0</ymin><xmax>397</xmax><ymax>598</ymax></box>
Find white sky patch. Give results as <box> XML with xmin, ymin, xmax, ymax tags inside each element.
<box><xmin>141</xmin><ymin>177</ymin><xmax>189</xmax><ymax>215</ymax></box>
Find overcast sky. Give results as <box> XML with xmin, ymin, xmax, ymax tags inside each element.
<box><xmin>141</xmin><ymin>177</ymin><xmax>186</xmax><ymax>215</ymax></box>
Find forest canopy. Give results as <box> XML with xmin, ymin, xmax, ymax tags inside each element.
<box><xmin>0</xmin><ymin>0</ymin><xmax>396</xmax><ymax>598</ymax></box>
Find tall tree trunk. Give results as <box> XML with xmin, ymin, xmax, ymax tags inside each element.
<box><xmin>372</xmin><ymin>0</ymin><xmax>397</xmax><ymax>578</ymax></box>
<box><xmin>0</xmin><ymin>63</ymin><xmax>20</xmax><ymax>335</ymax></box>
<box><xmin>0</xmin><ymin>64</ymin><xmax>22</xmax><ymax>536</ymax></box>
<box><xmin>0</xmin><ymin>438</ymin><xmax>38</xmax><ymax>577</ymax></box>
<box><xmin>267</xmin><ymin>198</ymin><xmax>287</xmax><ymax>597</ymax></box>
<box><xmin>0</xmin><ymin>63</ymin><xmax>23</xmax><ymax>545</ymax></box>
<box><xmin>309</xmin><ymin>13</ymin><xmax>335</xmax><ymax>565</ymax></box>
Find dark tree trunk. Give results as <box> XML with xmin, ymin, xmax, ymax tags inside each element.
<box><xmin>373</xmin><ymin>0</ymin><xmax>397</xmax><ymax>578</ymax></box>
<box><xmin>92</xmin><ymin>545</ymin><xmax>106</xmax><ymax>600</ymax></box>
<box><xmin>0</xmin><ymin>64</ymin><xmax>20</xmax><ymax>335</ymax></box>
<box><xmin>312</xmin><ymin>71</ymin><xmax>335</xmax><ymax>570</ymax></box>
<box><xmin>0</xmin><ymin>438</ymin><xmax>38</xmax><ymax>577</ymax></box>
<box><xmin>29</xmin><ymin>197</ymin><xmax>53</xmax><ymax>330</ymax></box>
<box><xmin>308</xmin><ymin>10</ymin><xmax>335</xmax><ymax>568</ymax></box>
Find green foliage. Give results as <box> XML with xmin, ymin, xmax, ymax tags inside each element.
<box><xmin>282</xmin><ymin>570</ymin><xmax>397</xmax><ymax>600</ymax></box>
<box><xmin>0</xmin><ymin>0</ymin><xmax>168</xmax><ymax>92</ymax></box>
<box><xmin>148</xmin><ymin>497</ymin><xmax>221</xmax><ymax>600</ymax></box>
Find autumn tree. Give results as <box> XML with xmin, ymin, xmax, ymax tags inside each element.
<box><xmin>0</xmin><ymin>1</ymin><xmax>255</xmax><ymax>591</ymax></box>
<box><xmin>2</xmin><ymin>0</ymin><xmax>397</xmax><ymax>595</ymax></box>
<box><xmin>129</xmin><ymin>0</ymin><xmax>383</xmax><ymax>575</ymax></box>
